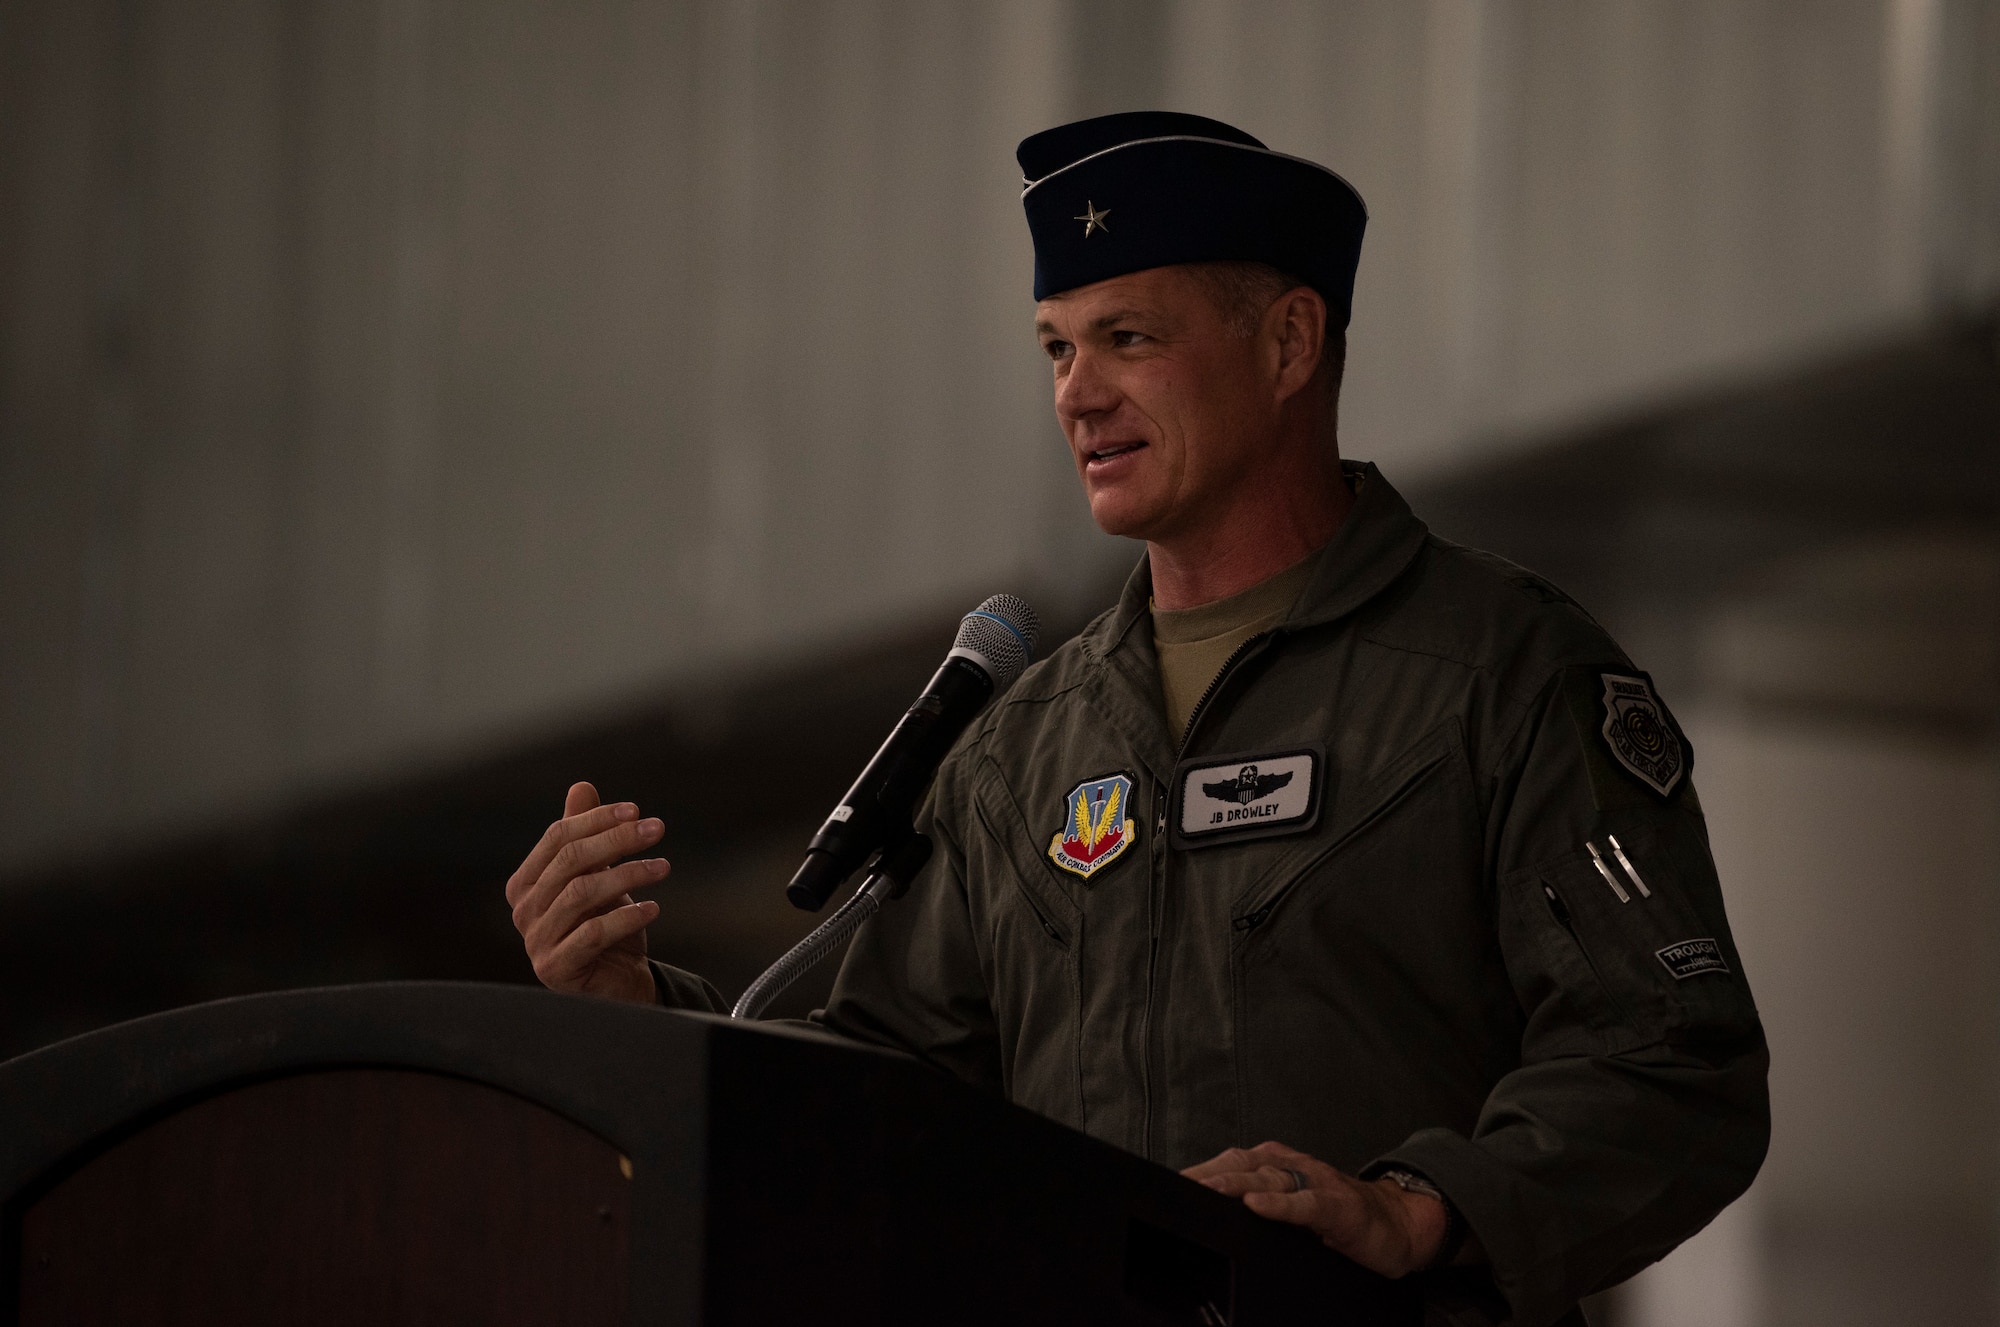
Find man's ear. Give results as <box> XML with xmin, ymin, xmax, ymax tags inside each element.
<box><xmin>1269</xmin><ymin>286</ymin><xmax>1326</xmax><ymax>403</ymax></box>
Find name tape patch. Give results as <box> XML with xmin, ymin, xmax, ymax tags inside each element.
<box><xmin>1175</xmin><ymin>747</ymin><xmax>1322</xmax><ymax>848</ymax></box>
<box><xmin>1656</xmin><ymin>937</ymin><xmax>1730</xmax><ymax>980</ymax></box>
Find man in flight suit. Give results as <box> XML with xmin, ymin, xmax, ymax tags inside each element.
<box><xmin>505</xmin><ymin>112</ymin><xmax>1770</xmax><ymax>1326</ymax></box>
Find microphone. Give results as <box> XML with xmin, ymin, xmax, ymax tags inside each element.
<box><xmin>786</xmin><ymin>594</ymin><xmax>1040</xmax><ymax>911</ymax></box>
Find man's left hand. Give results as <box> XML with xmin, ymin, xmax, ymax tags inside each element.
<box><xmin>1182</xmin><ymin>1141</ymin><xmax>1448</xmax><ymax>1278</ymax></box>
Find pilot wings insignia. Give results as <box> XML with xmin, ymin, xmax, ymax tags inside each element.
<box><xmin>1176</xmin><ymin>746</ymin><xmax>1322</xmax><ymax>845</ymax></box>
<box><xmin>1202</xmin><ymin>764</ymin><xmax>1293</xmax><ymax>805</ymax></box>
<box><xmin>1049</xmin><ymin>773</ymin><xmax>1137</xmax><ymax>879</ymax></box>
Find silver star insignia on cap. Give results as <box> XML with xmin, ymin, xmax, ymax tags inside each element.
<box><xmin>1074</xmin><ymin>201</ymin><xmax>1111</xmax><ymax>238</ymax></box>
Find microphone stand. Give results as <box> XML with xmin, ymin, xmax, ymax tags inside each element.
<box><xmin>730</xmin><ymin>831</ymin><xmax>933</xmax><ymax>1020</ymax></box>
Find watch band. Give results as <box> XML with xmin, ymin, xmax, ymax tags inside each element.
<box><xmin>1381</xmin><ymin>1168</ymin><xmax>1465</xmax><ymax>1270</ymax></box>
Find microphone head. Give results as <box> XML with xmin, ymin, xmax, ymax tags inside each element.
<box><xmin>949</xmin><ymin>594</ymin><xmax>1041</xmax><ymax>690</ymax></box>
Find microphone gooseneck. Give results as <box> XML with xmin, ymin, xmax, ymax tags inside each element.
<box><xmin>732</xmin><ymin>834</ymin><xmax>935</xmax><ymax>1020</ymax></box>
<box><xmin>783</xmin><ymin>594</ymin><xmax>1040</xmax><ymax>913</ymax></box>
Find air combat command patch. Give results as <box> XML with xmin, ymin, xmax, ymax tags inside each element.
<box><xmin>1049</xmin><ymin>773</ymin><xmax>1137</xmax><ymax>879</ymax></box>
<box><xmin>1600</xmin><ymin>673</ymin><xmax>1685</xmax><ymax>798</ymax></box>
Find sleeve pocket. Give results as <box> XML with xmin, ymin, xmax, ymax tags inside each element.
<box><xmin>1520</xmin><ymin>820</ymin><xmax>1760</xmax><ymax>1057</ymax></box>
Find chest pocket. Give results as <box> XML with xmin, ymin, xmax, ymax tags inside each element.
<box><xmin>968</xmin><ymin>762</ymin><xmax>1083</xmax><ymax>954</ymax></box>
<box><xmin>1225</xmin><ymin>722</ymin><xmax>1502</xmax><ymax>1160</ymax></box>
<box><xmin>962</xmin><ymin>762</ymin><xmax>1091</xmax><ymax>1125</ymax></box>
<box><xmin>1227</xmin><ymin>721</ymin><xmax>1474</xmax><ymax>936</ymax></box>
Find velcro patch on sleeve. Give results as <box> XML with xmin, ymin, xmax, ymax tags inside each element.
<box><xmin>1601</xmin><ymin>672</ymin><xmax>1686</xmax><ymax>798</ymax></box>
<box><xmin>1656</xmin><ymin>937</ymin><xmax>1730</xmax><ymax>980</ymax></box>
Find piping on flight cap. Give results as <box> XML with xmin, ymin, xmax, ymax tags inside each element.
<box><xmin>1017</xmin><ymin>111</ymin><xmax>1368</xmax><ymax>326</ymax></box>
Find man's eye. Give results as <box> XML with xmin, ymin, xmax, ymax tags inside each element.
<box><xmin>1111</xmin><ymin>330</ymin><xmax>1146</xmax><ymax>347</ymax></box>
<box><xmin>1042</xmin><ymin>340</ymin><xmax>1071</xmax><ymax>361</ymax></box>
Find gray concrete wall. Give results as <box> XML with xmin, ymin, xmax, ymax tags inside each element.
<box><xmin>2</xmin><ymin>0</ymin><xmax>1083</xmax><ymax>872</ymax></box>
<box><xmin>1165</xmin><ymin>0</ymin><xmax>2000</xmax><ymax>471</ymax></box>
<box><xmin>1629</xmin><ymin>531</ymin><xmax>2000</xmax><ymax>1325</ymax></box>
<box><xmin>4</xmin><ymin>0</ymin><xmax>1996</xmax><ymax>879</ymax></box>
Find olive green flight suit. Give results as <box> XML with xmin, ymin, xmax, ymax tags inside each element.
<box><xmin>655</xmin><ymin>463</ymin><xmax>1769</xmax><ymax>1326</ymax></box>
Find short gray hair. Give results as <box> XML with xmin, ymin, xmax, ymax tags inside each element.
<box><xmin>1186</xmin><ymin>260</ymin><xmax>1346</xmax><ymax>398</ymax></box>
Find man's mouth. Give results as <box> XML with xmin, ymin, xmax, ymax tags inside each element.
<box><xmin>1086</xmin><ymin>441</ymin><xmax>1147</xmax><ymax>464</ymax></box>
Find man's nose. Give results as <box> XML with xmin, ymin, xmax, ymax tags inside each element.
<box><xmin>1055</xmin><ymin>348</ymin><xmax>1120</xmax><ymax>423</ymax></box>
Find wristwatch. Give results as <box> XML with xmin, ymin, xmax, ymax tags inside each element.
<box><xmin>1380</xmin><ymin>1168</ymin><xmax>1466</xmax><ymax>1270</ymax></box>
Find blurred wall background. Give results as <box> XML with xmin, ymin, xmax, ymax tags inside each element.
<box><xmin>3</xmin><ymin>2</ymin><xmax>1999</xmax><ymax>1323</ymax></box>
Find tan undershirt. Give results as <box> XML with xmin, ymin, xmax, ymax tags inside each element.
<box><xmin>1151</xmin><ymin>553</ymin><xmax>1321</xmax><ymax>743</ymax></box>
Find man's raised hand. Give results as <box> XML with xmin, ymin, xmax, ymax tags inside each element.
<box><xmin>506</xmin><ymin>781</ymin><xmax>669</xmax><ymax>1006</ymax></box>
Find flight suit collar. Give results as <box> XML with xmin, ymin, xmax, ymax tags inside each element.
<box><xmin>1082</xmin><ymin>460</ymin><xmax>1431</xmax><ymax>664</ymax></box>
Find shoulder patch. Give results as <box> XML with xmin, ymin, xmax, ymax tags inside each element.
<box><xmin>1600</xmin><ymin>672</ymin><xmax>1685</xmax><ymax>798</ymax></box>
<box><xmin>1048</xmin><ymin>772</ymin><xmax>1137</xmax><ymax>879</ymax></box>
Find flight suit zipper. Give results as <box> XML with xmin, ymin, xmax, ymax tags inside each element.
<box><xmin>1176</xmin><ymin>631</ymin><xmax>1280</xmax><ymax>761</ymax></box>
<box><xmin>1232</xmin><ymin>761</ymin><xmax>1451</xmax><ymax>949</ymax></box>
<box><xmin>1234</xmin><ymin>900</ymin><xmax>1278</xmax><ymax>933</ymax></box>
<box><xmin>1021</xmin><ymin>892</ymin><xmax>1069</xmax><ymax>950</ymax></box>
<box><xmin>1141</xmin><ymin>628</ymin><xmax>1283</xmax><ymax>1159</ymax></box>
<box><xmin>1141</xmin><ymin>783</ymin><xmax>1165</xmax><ymax>1156</ymax></box>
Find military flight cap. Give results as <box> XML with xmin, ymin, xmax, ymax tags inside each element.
<box><xmin>1018</xmin><ymin>111</ymin><xmax>1368</xmax><ymax>329</ymax></box>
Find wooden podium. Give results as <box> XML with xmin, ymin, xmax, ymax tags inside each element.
<box><xmin>0</xmin><ymin>983</ymin><xmax>1415</xmax><ymax>1325</ymax></box>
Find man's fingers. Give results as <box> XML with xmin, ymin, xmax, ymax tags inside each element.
<box><xmin>1244</xmin><ymin>1142</ymin><xmax>1343</xmax><ymax>1188</ymax></box>
<box><xmin>577</xmin><ymin>886</ymin><xmax>638</xmax><ymax>921</ymax></box>
<box><xmin>1193</xmin><ymin>1143</ymin><xmax>1408</xmax><ymax>1272</ymax></box>
<box><xmin>1181</xmin><ymin>1146</ymin><xmax>1265</xmax><ymax>1181</ymax></box>
<box><xmin>548</xmin><ymin>816</ymin><xmax>662</xmax><ymax>883</ymax></box>
<box><xmin>1199</xmin><ymin>1165</ymin><xmax>1305</xmax><ymax>1197</ymax></box>
<box><xmin>507</xmin><ymin>799</ymin><xmax>638</xmax><ymax>904</ymax></box>
<box><xmin>534</xmin><ymin>818</ymin><xmax>665</xmax><ymax>910</ymax></box>
<box><xmin>509</xmin><ymin>808</ymin><xmax>656</xmax><ymax>913</ymax></box>
<box><xmin>538</xmin><ymin>899</ymin><xmax>659</xmax><ymax>987</ymax></box>
<box><xmin>1186</xmin><ymin>1143</ymin><xmax>1343</xmax><ymax>1190</ymax></box>
<box><xmin>564</xmin><ymin>781</ymin><xmax>600</xmax><ymax>818</ymax></box>
<box><xmin>1242</xmin><ymin>1188</ymin><xmax>1321</xmax><ymax>1226</ymax></box>
<box><xmin>538</xmin><ymin>857</ymin><xmax>669</xmax><ymax>942</ymax></box>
